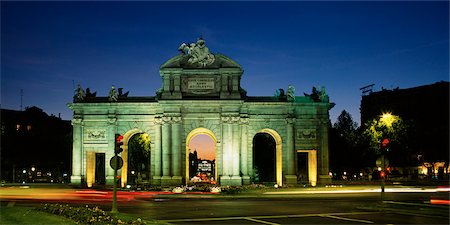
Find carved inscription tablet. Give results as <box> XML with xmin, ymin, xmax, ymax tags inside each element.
<box><xmin>188</xmin><ymin>78</ymin><xmax>215</xmax><ymax>90</ymax></box>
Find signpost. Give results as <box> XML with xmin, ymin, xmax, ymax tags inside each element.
<box><xmin>111</xmin><ymin>134</ymin><xmax>124</xmax><ymax>214</ymax></box>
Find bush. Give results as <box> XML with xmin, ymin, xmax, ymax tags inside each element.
<box><xmin>36</xmin><ymin>203</ymin><xmax>146</xmax><ymax>225</ymax></box>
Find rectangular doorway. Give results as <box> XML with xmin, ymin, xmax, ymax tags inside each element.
<box><xmin>95</xmin><ymin>153</ymin><xmax>105</xmax><ymax>184</ymax></box>
<box><xmin>297</xmin><ymin>152</ymin><xmax>308</xmax><ymax>184</ymax></box>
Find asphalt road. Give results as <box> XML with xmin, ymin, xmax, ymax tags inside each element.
<box><xmin>116</xmin><ymin>193</ymin><xmax>449</xmax><ymax>224</ymax></box>
<box><xmin>1</xmin><ymin>185</ymin><xmax>449</xmax><ymax>224</ymax></box>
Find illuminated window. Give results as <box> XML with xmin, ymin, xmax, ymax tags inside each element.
<box><xmin>27</xmin><ymin>125</ymin><xmax>32</xmax><ymax>131</ymax></box>
<box><xmin>16</xmin><ymin>124</ymin><xmax>21</xmax><ymax>131</ymax></box>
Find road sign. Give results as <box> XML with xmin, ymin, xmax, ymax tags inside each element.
<box><xmin>110</xmin><ymin>156</ymin><xmax>123</xmax><ymax>170</ymax></box>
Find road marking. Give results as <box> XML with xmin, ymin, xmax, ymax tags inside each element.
<box><xmin>6</xmin><ymin>201</ymin><xmax>15</xmax><ymax>207</ymax></box>
<box><xmin>161</xmin><ymin>216</ymin><xmax>247</xmax><ymax>222</ymax></box>
<box><xmin>320</xmin><ymin>215</ymin><xmax>374</xmax><ymax>224</ymax></box>
<box><xmin>160</xmin><ymin>211</ymin><xmax>380</xmax><ymax>223</ymax></box>
<box><xmin>384</xmin><ymin>200</ymin><xmax>449</xmax><ymax>208</ymax></box>
<box><xmin>245</xmin><ymin>217</ymin><xmax>280</xmax><ymax>225</ymax></box>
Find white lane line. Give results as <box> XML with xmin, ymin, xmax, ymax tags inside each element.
<box><xmin>160</xmin><ymin>211</ymin><xmax>380</xmax><ymax>223</ymax></box>
<box><xmin>245</xmin><ymin>217</ymin><xmax>280</xmax><ymax>225</ymax></box>
<box><xmin>320</xmin><ymin>215</ymin><xmax>374</xmax><ymax>224</ymax></box>
<box><xmin>161</xmin><ymin>216</ymin><xmax>246</xmax><ymax>222</ymax></box>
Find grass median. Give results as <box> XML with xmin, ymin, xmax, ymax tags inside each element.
<box><xmin>0</xmin><ymin>206</ymin><xmax>77</xmax><ymax>225</ymax></box>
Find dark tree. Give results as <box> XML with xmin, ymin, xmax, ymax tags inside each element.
<box><xmin>127</xmin><ymin>133</ymin><xmax>151</xmax><ymax>184</ymax></box>
<box><xmin>330</xmin><ymin>110</ymin><xmax>365</xmax><ymax>178</ymax></box>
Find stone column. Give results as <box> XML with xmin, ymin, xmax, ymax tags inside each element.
<box><xmin>240</xmin><ymin>117</ymin><xmax>250</xmax><ymax>184</ymax></box>
<box><xmin>230</xmin><ymin>117</ymin><xmax>241</xmax><ymax>185</ymax></box>
<box><xmin>220</xmin><ymin>116</ymin><xmax>231</xmax><ymax>184</ymax></box>
<box><xmin>71</xmin><ymin>117</ymin><xmax>83</xmax><ymax>185</ymax></box>
<box><xmin>171</xmin><ymin>116</ymin><xmax>182</xmax><ymax>184</ymax></box>
<box><xmin>318</xmin><ymin>118</ymin><xmax>331</xmax><ymax>184</ymax></box>
<box><xmin>153</xmin><ymin>117</ymin><xmax>162</xmax><ymax>185</ymax></box>
<box><xmin>161</xmin><ymin>116</ymin><xmax>172</xmax><ymax>184</ymax></box>
<box><xmin>285</xmin><ymin>117</ymin><xmax>297</xmax><ymax>184</ymax></box>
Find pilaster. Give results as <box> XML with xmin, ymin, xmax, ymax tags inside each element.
<box><xmin>318</xmin><ymin>118</ymin><xmax>331</xmax><ymax>184</ymax></box>
<box><xmin>220</xmin><ymin>115</ymin><xmax>242</xmax><ymax>186</ymax></box>
<box><xmin>152</xmin><ymin>116</ymin><xmax>162</xmax><ymax>185</ymax></box>
<box><xmin>71</xmin><ymin>117</ymin><xmax>83</xmax><ymax>185</ymax></box>
<box><xmin>161</xmin><ymin>116</ymin><xmax>172</xmax><ymax>184</ymax></box>
<box><xmin>240</xmin><ymin>117</ymin><xmax>250</xmax><ymax>184</ymax></box>
<box><xmin>285</xmin><ymin>117</ymin><xmax>297</xmax><ymax>184</ymax></box>
<box><xmin>171</xmin><ymin>116</ymin><xmax>182</xmax><ymax>184</ymax></box>
<box><xmin>230</xmin><ymin>116</ymin><xmax>242</xmax><ymax>185</ymax></box>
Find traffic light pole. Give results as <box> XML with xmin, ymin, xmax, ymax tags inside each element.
<box><xmin>381</xmin><ymin>154</ymin><xmax>385</xmax><ymax>202</ymax></box>
<box><xmin>111</xmin><ymin>151</ymin><xmax>119</xmax><ymax>214</ymax></box>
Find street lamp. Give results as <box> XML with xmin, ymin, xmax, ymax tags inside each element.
<box><xmin>379</xmin><ymin>112</ymin><xmax>396</xmax><ymax>201</ymax></box>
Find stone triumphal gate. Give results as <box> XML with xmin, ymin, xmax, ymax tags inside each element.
<box><xmin>69</xmin><ymin>39</ymin><xmax>334</xmax><ymax>187</ymax></box>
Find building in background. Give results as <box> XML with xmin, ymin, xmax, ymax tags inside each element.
<box><xmin>360</xmin><ymin>81</ymin><xmax>449</xmax><ymax>179</ymax></box>
<box><xmin>1</xmin><ymin>106</ymin><xmax>72</xmax><ymax>183</ymax></box>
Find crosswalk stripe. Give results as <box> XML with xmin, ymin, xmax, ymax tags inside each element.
<box><xmin>245</xmin><ymin>217</ymin><xmax>280</xmax><ymax>225</ymax></box>
<box><xmin>321</xmin><ymin>215</ymin><xmax>374</xmax><ymax>223</ymax></box>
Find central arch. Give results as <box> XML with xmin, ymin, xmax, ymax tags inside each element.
<box><xmin>185</xmin><ymin>127</ymin><xmax>217</xmax><ymax>184</ymax></box>
<box><xmin>254</xmin><ymin>128</ymin><xmax>282</xmax><ymax>186</ymax></box>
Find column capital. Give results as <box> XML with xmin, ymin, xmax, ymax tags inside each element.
<box><xmin>162</xmin><ymin>116</ymin><xmax>172</xmax><ymax>124</ymax></box>
<box><xmin>71</xmin><ymin>117</ymin><xmax>83</xmax><ymax>125</ymax></box>
<box><xmin>286</xmin><ymin>117</ymin><xmax>296</xmax><ymax>124</ymax></box>
<box><xmin>107</xmin><ymin>116</ymin><xmax>117</xmax><ymax>125</ymax></box>
<box><xmin>231</xmin><ymin>116</ymin><xmax>240</xmax><ymax>123</ymax></box>
<box><xmin>221</xmin><ymin>116</ymin><xmax>231</xmax><ymax>123</ymax></box>
<box><xmin>172</xmin><ymin>116</ymin><xmax>182</xmax><ymax>124</ymax></box>
<box><xmin>154</xmin><ymin>116</ymin><xmax>163</xmax><ymax>125</ymax></box>
<box><xmin>319</xmin><ymin>118</ymin><xmax>329</xmax><ymax>125</ymax></box>
<box><xmin>240</xmin><ymin>117</ymin><xmax>249</xmax><ymax>125</ymax></box>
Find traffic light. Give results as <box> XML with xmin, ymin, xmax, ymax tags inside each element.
<box><xmin>115</xmin><ymin>134</ymin><xmax>124</xmax><ymax>154</ymax></box>
<box><xmin>381</xmin><ymin>138</ymin><xmax>390</xmax><ymax>152</ymax></box>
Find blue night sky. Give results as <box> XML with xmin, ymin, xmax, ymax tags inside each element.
<box><xmin>1</xmin><ymin>1</ymin><xmax>448</xmax><ymax>125</ymax></box>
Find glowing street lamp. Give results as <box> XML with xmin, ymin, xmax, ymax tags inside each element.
<box><xmin>380</xmin><ymin>113</ymin><xmax>395</xmax><ymax>128</ymax></box>
<box><xmin>378</xmin><ymin>112</ymin><xmax>397</xmax><ymax>201</ymax></box>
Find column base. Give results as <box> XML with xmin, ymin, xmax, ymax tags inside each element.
<box><xmin>318</xmin><ymin>175</ymin><xmax>332</xmax><ymax>185</ymax></box>
<box><xmin>284</xmin><ymin>175</ymin><xmax>297</xmax><ymax>185</ymax></box>
<box><xmin>161</xmin><ymin>176</ymin><xmax>173</xmax><ymax>186</ymax></box>
<box><xmin>106</xmin><ymin>176</ymin><xmax>114</xmax><ymax>185</ymax></box>
<box><xmin>242</xmin><ymin>176</ymin><xmax>251</xmax><ymax>185</ymax></box>
<box><xmin>171</xmin><ymin>176</ymin><xmax>183</xmax><ymax>186</ymax></box>
<box><xmin>220</xmin><ymin>175</ymin><xmax>242</xmax><ymax>186</ymax></box>
<box><xmin>152</xmin><ymin>176</ymin><xmax>161</xmax><ymax>186</ymax></box>
<box><xmin>70</xmin><ymin>175</ymin><xmax>82</xmax><ymax>185</ymax></box>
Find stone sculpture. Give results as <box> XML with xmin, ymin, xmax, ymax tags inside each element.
<box><xmin>178</xmin><ymin>38</ymin><xmax>215</xmax><ymax>67</ymax></box>
<box><xmin>74</xmin><ymin>84</ymin><xmax>86</xmax><ymax>102</ymax></box>
<box><xmin>109</xmin><ymin>85</ymin><xmax>118</xmax><ymax>101</ymax></box>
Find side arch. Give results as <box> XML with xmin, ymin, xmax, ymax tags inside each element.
<box><xmin>254</xmin><ymin>128</ymin><xmax>283</xmax><ymax>186</ymax></box>
<box><xmin>121</xmin><ymin>128</ymin><xmax>148</xmax><ymax>187</ymax></box>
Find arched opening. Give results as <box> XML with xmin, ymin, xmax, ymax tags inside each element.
<box><xmin>252</xmin><ymin>129</ymin><xmax>282</xmax><ymax>186</ymax></box>
<box><xmin>121</xmin><ymin>130</ymin><xmax>151</xmax><ymax>187</ymax></box>
<box><xmin>186</xmin><ymin>128</ymin><xmax>217</xmax><ymax>185</ymax></box>
<box><xmin>253</xmin><ymin>133</ymin><xmax>276</xmax><ymax>183</ymax></box>
<box><xmin>126</xmin><ymin>133</ymin><xmax>151</xmax><ymax>185</ymax></box>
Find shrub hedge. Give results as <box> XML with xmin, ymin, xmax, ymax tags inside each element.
<box><xmin>35</xmin><ymin>203</ymin><xmax>145</xmax><ymax>225</ymax></box>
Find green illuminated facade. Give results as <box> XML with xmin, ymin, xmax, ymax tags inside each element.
<box><xmin>69</xmin><ymin>39</ymin><xmax>334</xmax><ymax>187</ymax></box>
